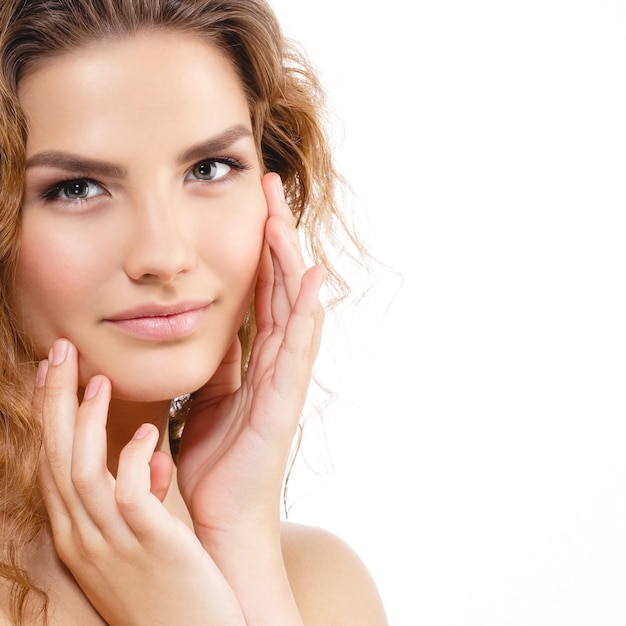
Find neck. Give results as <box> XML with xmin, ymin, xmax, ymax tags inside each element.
<box><xmin>105</xmin><ymin>397</ymin><xmax>193</xmax><ymax>528</ymax></box>
<box><xmin>105</xmin><ymin>397</ymin><xmax>172</xmax><ymax>475</ymax></box>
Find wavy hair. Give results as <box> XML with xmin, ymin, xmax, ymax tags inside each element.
<box><xmin>0</xmin><ymin>0</ymin><xmax>361</xmax><ymax>622</ymax></box>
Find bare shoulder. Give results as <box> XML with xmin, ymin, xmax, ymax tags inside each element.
<box><xmin>281</xmin><ymin>521</ymin><xmax>388</xmax><ymax>626</ymax></box>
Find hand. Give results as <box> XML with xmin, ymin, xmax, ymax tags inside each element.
<box><xmin>35</xmin><ymin>341</ymin><xmax>245</xmax><ymax>626</ymax></box>
<box><xmin>175</xmin><ymin>173</ymin><xmax>324</xmax><ymax>622</ymax></box>
<box><xmin>177</xmin><ymin>172</ymin><xmax>325</xmax><ymax>537</ymax></box>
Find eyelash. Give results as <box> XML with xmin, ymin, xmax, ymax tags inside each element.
<box><xmin>40</xmin><ymin>156</ymin><xmax>251</xmax><ymax>202</ymax></box>
<box><xmin>41</xmin><ymin>176</ymin><xmax>103</xmax><ymax>202</ymax></box>
<box><xmin>186</xmin><ymin>157</ymin><xmax>250</xmax><ymax>183</ymax></box>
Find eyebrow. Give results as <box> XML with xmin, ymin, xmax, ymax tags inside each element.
<box><xmin>25</xmin><ymin>151</ymin><xmax>127</xmax><ymax>179</ymax></box>
<box><xmin>177</xmin><ymin>125</ymin><xmax>254</xmax><ymax>165</ymax></box>
<box><xmin>25</xmin><ymin>124</ymin><xmax>254</xmax><ymax>178</ymax></box>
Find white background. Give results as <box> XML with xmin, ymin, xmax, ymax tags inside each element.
<box><xmin>270</xmin><ymin>2</ymin><xmax>626</xmax><ymax>625</ymax></box>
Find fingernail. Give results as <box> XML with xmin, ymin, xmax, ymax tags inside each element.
<box><xmin>35</xmin><ymin>360</ymin><xmax>49</xmax><ymax>388</ymax></box>
<box><xmin>83</xmin><ymin>376</ymin><xmax>102</xmax><ymax>401</ymax></box>
<box><xmin>133</xmin><ymin>423</ymin><xmax>153</xmax><ymax>440</ymax></box>
<box><xmin>49</xmin><ymin>339</ymin><xmax>70</xmax><ymax>366</ymax></box>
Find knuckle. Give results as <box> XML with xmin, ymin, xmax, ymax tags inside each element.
<box><xmin>316</xmin><ymin>301</ymin><xmax>325</xmax><ymax>320</ymax></box>
<box><xmin>58</xmin><ymin>530</ymin><xmax>106</xmax><ymax>566</ymax></box>
<box><xmin>281</xmin><ymin>335</ymin><xmax>310</xmax><ymax>363</ymax></box>
<box><xmin>70</xmin><ymin>463</ymin><xmax>100</xmax><ymax>492</ymax></box>
<box><xmin>118</xmin><ymin>440</ymin><xmax>147</xmax><ymax>469</ymax></box>
<box><xmin>42</xmin><ymin>374</ymin><xmax>69</xmax><ymax>398</ymax></box>
<box><xmin>49</xmin><ymin>519</ymin><xmax>83</xmax><ymax>563</ymax></box>
<box><xmin>115</xmin><ymin>485</ymin><xmax>140</xmax><ymax>511</ymax></box>
<box><xmin>44</xmin><ymin>439</ymin><xmax>64</xmax><ymax>467</ymax></box>
<box><xmin>309</xmin><ymin>301</ymin><xmax>324</xmax><ymax>322</ymax></box>
<box><xmin>51</xmin><ymin>537</ymin><xmax>74</xmax><ymax>564</ymax></box>
<box><xmin>114</xmin><ymin>457</ymin><xmax>144</xmax><ymax>512</ymax></box>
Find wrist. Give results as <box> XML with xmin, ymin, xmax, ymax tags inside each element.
<box><xmin>195</xmin><ymin>525</ymin><xmax>303</xmax><ymax>626</ymax></box>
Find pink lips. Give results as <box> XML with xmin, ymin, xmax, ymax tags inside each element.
<box><xmin>105</xmin><ymin>302</ymin><xmax>211</xmax><ymax>340</ymax></box>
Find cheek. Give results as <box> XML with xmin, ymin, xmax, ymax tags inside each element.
<box><xmin>199</xmin><ymin>186</ymin><xmax>267</xmax><ymax>292</ymax></box>
<box><xmin>13</xmin><ymin>222</ymin><xmax>107</xmax><ymax>350</ymax></box>
<box><xmin>18</xmin><ymin>212</ymin><xmax>109</xmax><ymax>281</ymax></box>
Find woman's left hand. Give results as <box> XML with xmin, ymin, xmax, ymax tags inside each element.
<box><xmin>175</xmin><ymin>173</ymin><xmax>325</xmax><ymax>622</ymax></box>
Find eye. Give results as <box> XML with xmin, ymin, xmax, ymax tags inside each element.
<box><xmin>187</xmin><ymin>159</ymin><xmax>235</xmax><ymax>182</ymax></box>
<box><xmin>44</xmin><ymin>178</ymin><xmax>106</xmax><ymax>201</ymax></box>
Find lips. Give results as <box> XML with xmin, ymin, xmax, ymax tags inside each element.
<box><xmin>105</xmin><ymin>301</ymin><xmax>211</xmax><ymax>340</ymax></box>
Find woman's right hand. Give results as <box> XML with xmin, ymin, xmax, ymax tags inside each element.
<box><xmin>34</xmin><ymin>339</ymin><xmax>246</xmax><ymax>626</ymax></box>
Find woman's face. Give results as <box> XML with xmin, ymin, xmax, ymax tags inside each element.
<box><xmin>15</xmin><ymin>32</ymin><xmax>266</xmax><ymax>401</ymax></box>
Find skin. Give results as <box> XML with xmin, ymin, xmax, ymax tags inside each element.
<box><xmin>3</xmin><ymin>32</ymin><xmax>388</xmax><ymax>626</ymax></box>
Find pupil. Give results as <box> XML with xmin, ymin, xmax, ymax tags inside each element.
<box><xmin>195</xmin><ymin>162</ymin><xmax>216</xmax><ymax>179</ymax></box>
<box><xmin>66</xmin><ymin>181</ymin><xmax>88</xmax><ymax>199</ymax></box>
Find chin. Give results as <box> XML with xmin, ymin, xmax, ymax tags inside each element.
<box><xmin>109</xmin><ymin>373</ymin><xmax>211</xmax><ymax>403</ymax></box>
<box><xmin>79</xmin><ymin>352</ymin><xmax>222</xmax><ymax>404</ymax></box>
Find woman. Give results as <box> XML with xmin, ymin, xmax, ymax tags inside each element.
<box><xmin>0</xmin><ymin>0</ymin><xmax>387</xmax><ymax>624</ymax></box>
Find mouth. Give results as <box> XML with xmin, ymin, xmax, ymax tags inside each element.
<box><xmin>104</xmin><ymin>302</ymin><xmax>212</xmax><ymax>341</ymax></box>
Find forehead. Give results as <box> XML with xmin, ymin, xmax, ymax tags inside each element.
<box><xmin>18</xmin><ymin>32</ymin><xmax>252</xmax><ymax>157</ymax></box>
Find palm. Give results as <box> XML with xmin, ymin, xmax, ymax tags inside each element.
<box><xmin>177</xmin><ymin>331</ymin><xmax>289</xmax><ymax>533</ymax></box>
<box><xmin>176</xmin><ymin>174</ymin><xmax>325</xmax><ymax>537</ymax></box>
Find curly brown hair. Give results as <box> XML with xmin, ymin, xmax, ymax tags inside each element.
<box><xmin>0</xmin><ymin>0</ymin><xmax>362</xmax><ymax>622</ymax></box>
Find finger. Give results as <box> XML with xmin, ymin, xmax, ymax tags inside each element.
<box><xmin>249</xmin><ymin>264</ymin><xmax>325</xmax><ymax>447</ymax></box>
<box><xmin>247</xmin><ymin>245</ymin><xmax>287</xmax><ymax>378</ymax></box>
<box><xmin>35</xmin><ymin>358</ymin><xmax>73</xmax><ymax>531</ymax></box>
<box><xmin>262</xmin><ymin>173</ymin><xmax>307</xmax><ymax>309</ymax></box>
<box><xmin>115</xmin><ymin>423</ymin><xmax>171</xmax><ymax>538</ymax></box>
<box><xmin>268</xmin><ymin>240</ymin><xmax>291</xmax><ymax>333</ymax></box>
<box><xmin>149</xmin><ymin>451</ymin><xmax>174</xmax><ymax>503</ymax></box>
<box><xmin>254</xmin><ymin>243</ymin><xmax>275</xmax><ymax>334</ymax></box>
<box><xmin>262</xmin><ymin>172</ymin><xmax>299</xmax><ymax>231</ymax></box>
<box><xmin>271</xmin><ymin>265</ymin><xmax>326</xmax><ymax>409</ymax></box>
<box><xmin>69</xmin><ymin>375</ymin><xmax>119</xmax><ymax>528</ymax></box>
<box><xmin>66</xmin><ymin>375</ymin><xmax>139</xmax><ymax>552</ymax></box>
<box><xmin>267</xmin><ymin>268</ymin><xmax>325</xmax><ymax>452</ymax></box>
<box><xmin>38</xmin><ymin>341</ymin><xmax>104</xmax><ymax>546</ymax></box>
<box><xmin>38</xmin><ymin>450</ymin><xmax>72</xmax><ymax>532</ymax></box>
<box><xmin>41</xmin><ymin>339</ymin><xmax>80</xmax><ymax>478</ymax></box>
<box><xmin>40</xmin><ymin>339</ymin><xmax>93</xmax><ymax>524</ymax></box>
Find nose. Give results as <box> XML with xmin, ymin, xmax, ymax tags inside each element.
<box><xmin>124</xmin><ymin>197</ymin><xmax>197</xmax><ymax>283</ymax></box>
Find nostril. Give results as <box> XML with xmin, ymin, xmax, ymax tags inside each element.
<box><xmin>124</xmin><ymin>228</ymin><xmax>197</xmax><ymax>283</ymax></box>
